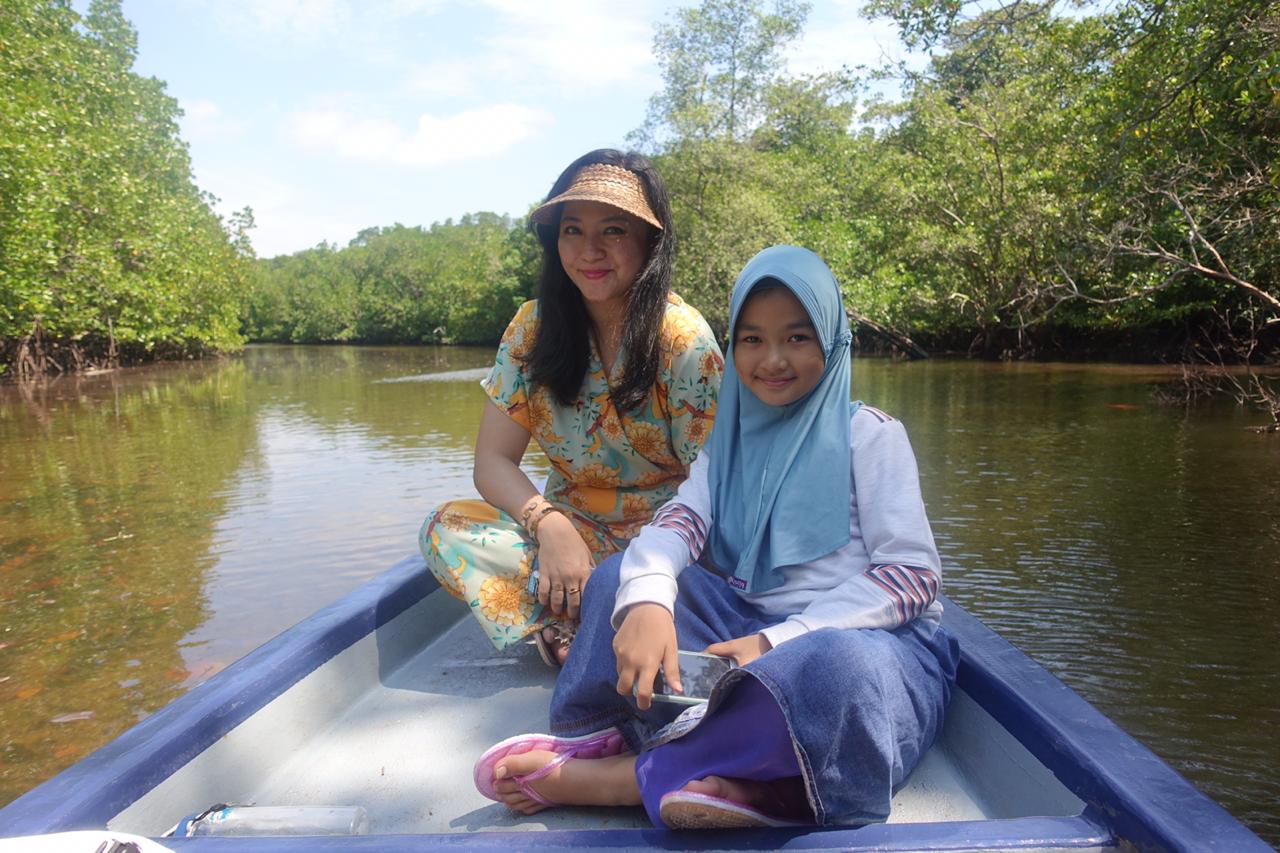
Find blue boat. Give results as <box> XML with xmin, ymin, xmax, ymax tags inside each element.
<box><xmin>0</xmin><ymin>555</ymin><xmax>1269</xmax><ymax>851</ymax></box>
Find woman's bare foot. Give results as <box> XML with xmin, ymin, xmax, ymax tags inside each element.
<box><xmin>541</xmin><ymin>626</ymin><xmax>570</xmax><ymax>666</ymax></box>
<box><xmin>492</xmin><ymin>749</ymin><xmax>640</xmax><ymax>815</ymax></box>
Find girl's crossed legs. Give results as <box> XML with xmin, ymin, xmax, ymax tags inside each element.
<box><xmin>487</xmin><ymin>553</ymin><xmax>958</xmax><ymax>827</ymax></box>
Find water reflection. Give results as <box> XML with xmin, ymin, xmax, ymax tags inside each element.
<box><xmin>0</xmin><ymin>362</ymin><xmax>258</xmax><ymax>802</ymax></box>
<box><xmin>861</xmin><ymin>360</ymin><xmax>1280</xmax><ymax>840</ymax></box>
<box><xmin>0</xmin><ymin>349</ymin><xmax>1276</xmax><ymax>843</ymax></box>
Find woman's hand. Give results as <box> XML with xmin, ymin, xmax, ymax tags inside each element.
<box><xmin>614</xmin><ymin>603</ymin><xmax>679</xmax><ymax>710</ymax></box>
<box><xmin>534</xmin><ymin>512</ymin><xmax>594</xmax><ymax>620</ymax></box>
<box><xmin>705</xmin><ymin>633</ymin><xmax>772</xmax><ymax>667</ymax></box>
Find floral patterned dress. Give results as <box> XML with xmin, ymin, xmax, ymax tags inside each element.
<box><xmin>420</xmin><ymin>293</ymin><xmax>723</xmax><ymax>650</ymax></box>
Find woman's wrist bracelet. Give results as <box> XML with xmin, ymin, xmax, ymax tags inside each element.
<box><xmin>527</xmin><ymin>504</ymin><xmax>559</xmax><ymax>540</ymax></box>
<box><xmin>518</xmin><ymin>495</ymin><xmax>547</xmax><ymax>530</ymax></box>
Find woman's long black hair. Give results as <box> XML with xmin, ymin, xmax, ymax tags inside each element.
<box><xmin>525</xmin><ymin>149</ymin><xmax>676</xmax><ymax>414</ymax></box>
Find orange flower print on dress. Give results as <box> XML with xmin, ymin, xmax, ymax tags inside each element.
<box><xmin>438</xmin><ymin>507</ymin><xmax>473</xmax><ymax>533</ymax></box>
<box><xmin>527</xmin><ymin>389</ymin><xmax>565</xmax><ymax>446</ymax></box>
<box><xmin>622</xmin><ymin>492</ymin><xmax>654</xmax><ymax>523</ymax></box>
<box><xmin>618</xmin><ymin>517</ymin><xmax>648</xmax><ymax>541</ymax></box>
<box><xmin>478</xmin><ymin>574</ymin><xmax>534</xmax><ymax>627</ymax></box>
<box><xmin>442</xmin><ymin>292</ymin><xmax>722</xmax><ymax>650</ymax></box>
<box><xmin>506</xmin><ymin>324</ymin><xmax>533</xmax><ymax>360</ymax></box>
<box><xmin>577</xmin><ymin>461</ymin><xmax>621</xmax><ymax>488</ymax></box>
<box><xmin>685</xmin><ymin>415</ymin><xmax>711</xmax><ymax>447</ymax></box>
<box><xmin>634</xmin><ymin>468</ymin><xmax>675</xmax><ymax>489</ymax></box>
<box><xmin>627</xmin><ymin>421</ymin><xmax>676</xmax><ymax>466</ymax></box>
<box><xmin>665</xmin><ymin>311</ymin><xmax>701</xmax><ymax>357</ymax></box>
<box><xmin>601</xmin><ymin>415</ymin><xmax>624</xmax><ymax>442</ymax></box>
<box><xmin>443</xmin><ymin>564</ymin><xmax>466</xmax><ymax>600</ymax></box>
<box><xmin>701</xmin><ymin>350</ymin><xmax>724</xmax><ymax>378</ymax></box>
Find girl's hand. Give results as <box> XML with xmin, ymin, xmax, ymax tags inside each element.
<box><xmin>534</xmin><ymin>512</ymin><xmax>594</xmax><ymax>620</ymax></box>
<box><xmin>705</xmin><ymin>634</ymin><xmax>772</xmax><ymax>667</ymax></box>
<box><xmin>614</xmin><ymin>603</ymin><xmax>678</xmax><ymax>710</ymax></box>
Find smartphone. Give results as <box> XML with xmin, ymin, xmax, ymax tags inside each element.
<box><xmin>648</xmin><ymin>651</ymin><xmax>736</xmax><ymax>705</ymax></box>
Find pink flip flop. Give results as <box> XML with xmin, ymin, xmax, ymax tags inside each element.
<box><xmin>473</xmin><ymin>728</ymin><xmax>628</xmax><ymax>808</ymax></box>
<box><xmin>658</xmin><ymin>789</ymin><xmax>806</xmax><ymax>829</ymax></box>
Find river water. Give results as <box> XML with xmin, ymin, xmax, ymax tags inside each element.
<box><xmin>1</xmin><ymin>345</ymin><xmax>1276</xmax><ymax>842</ymax></box>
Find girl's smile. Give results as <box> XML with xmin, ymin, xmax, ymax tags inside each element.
<box><xmin>733</xmin><ymin>285</ymin><xmax>826</xmax><ymax>406</ymax></box>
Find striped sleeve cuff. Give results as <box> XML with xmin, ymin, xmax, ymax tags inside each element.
<box><xmin>864</xmin><ymin>564</ymin><xmax>939</xmax><ymax>625</ymax></box>
<box><xmin>651</xmin><ymin>501</ymin><xmax>708</xmax><ymax>557</ymax></box>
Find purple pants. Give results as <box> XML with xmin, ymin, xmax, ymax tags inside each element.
<box><xmin>634</xmin><ymin>676</ymin><xmax>804</xmax><ymax>826</ymax></box>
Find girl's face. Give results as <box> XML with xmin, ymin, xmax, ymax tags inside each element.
<box><xmin>557</xmin><ymin>200</ymin><xmax>651</xmax><ymax>316</ymax></box>
<box><xmin>733</xmin><ymin>286</ymin><xmax>825</xmax><ymax>406</ymax></box>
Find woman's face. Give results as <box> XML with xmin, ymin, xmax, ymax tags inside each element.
<box><xmin>733</xmin><ymin>286</ymin><xmax>825</xmax><ymax>406</ymax></box>
<box><xmin>556</xmin><ymin>200</ymin><xmax>651</xmax><ymax>317</ymax></box>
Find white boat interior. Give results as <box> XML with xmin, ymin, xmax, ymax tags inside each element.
<box><xmin>108</xmin><ymin>590</ymin><xmax>1096</xmax><ymax>847</ymax></box>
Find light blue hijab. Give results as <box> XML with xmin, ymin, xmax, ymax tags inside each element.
<box><xmin>705</xmin><ymin>246</ymin><xmax>854</xmax><ymax>594</ymax></box>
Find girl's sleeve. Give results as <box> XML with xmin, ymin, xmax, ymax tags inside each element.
<box><xmin>611</xmin><ymin>450</ymin><xmax>713</xmax><ymax>628</ymax></box>
<box><xmin>760</xmin><ymin>409</ymin><xmax>942</xmax><ymax>647</ymax></box>
<box><xmin>479</xmin><ymin>301</ymin><xmax>537</xmax><ymax>431</ymax></box>
<box><xmin>661</xmin><ymin>309</ymin><xmax>724</xmax><ymax>465</ymax></box>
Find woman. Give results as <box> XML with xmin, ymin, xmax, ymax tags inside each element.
<box><xmin>421</xmin><ymin>149</ymin><xmax>723</xmax><ymax>664</ymax></box>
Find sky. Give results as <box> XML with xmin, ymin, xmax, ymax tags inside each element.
<box><xmin>97</xmin><ymin>1</ymin><xmax>920</xmax><ymax>259</ymax></box>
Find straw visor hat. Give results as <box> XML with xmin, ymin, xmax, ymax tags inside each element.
<box><xmin>530</xmin><ymin>163</ymin><xmax>663</xmax><ymax>231</ymax></box>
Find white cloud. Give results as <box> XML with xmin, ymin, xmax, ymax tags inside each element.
<box><xmin>257</xmin><ymin>211</ymin><xmax>365</xmax><ymax>256</ymax></box>
<box><xmin>286</xmin><ymin>104</ymin><xmax>553</xmax><ymax>166</ymax></box>
<box><xmin>179</xmin><ymin>98</ymin><xmax>248</xmax><ymax>142</ymax></box>
<box><xmin>204</xmin><ymin>0</ymin><xmax>351</xmax><ymax>39</ymax></box>
<box><xmin>192</xmin><ymin>165</ymin><xmax>363</xmax><ymax>256</ymax></box>
<box><xmin>385</xmin><ymin>0</ymin><xmax>447</xmax><ymax>14</ymax></box>
<box><xmin>407</xmin><ymin>59</ymin><xmax>480</xmax><ymax>99</ymax></box>
<box><xmin>479</xmin><ymin>0</ymin><xmax>658</xmax><ymax>89</ymax></box>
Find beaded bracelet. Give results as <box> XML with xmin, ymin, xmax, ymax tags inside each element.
<box><xmin>518</xmin><ymin>495</ymin><xmax>547</xmax><ymax>531</ymax></box>
<box><xmin>527</xmin><ymin>503</ymin><xmax>559</xmax><ymax>541</ymax></box>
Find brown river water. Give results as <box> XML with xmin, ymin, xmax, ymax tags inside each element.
<box><xmin>1</xmin><ymin>345</ymin><xmax>1277</xmax><ymax>843</ymax></box>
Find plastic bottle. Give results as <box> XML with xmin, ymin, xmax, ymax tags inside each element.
<box><xmin>175</xmin><ymin>804</ymin><xmax>370</xmax><ymax>837</ymax></box>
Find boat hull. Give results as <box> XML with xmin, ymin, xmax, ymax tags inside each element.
<box><xmin>0</xmin><ymin>555</ymin><xmax>1267</xmax><ymax>851</ymax></box>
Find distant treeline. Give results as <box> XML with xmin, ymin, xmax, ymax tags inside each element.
<box><xmin>3</xmin><ymin>0</ymin><xmax>1276</xmax><ymax>378</ymax></box>
<box><xmin>241</xmin><ymin>216</ymin><xmax>538</xmax><ymax>346</ymax></box>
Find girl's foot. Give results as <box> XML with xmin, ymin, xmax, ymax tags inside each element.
<box><xmin>492</xmin><ymin>749</ymin><xmax>640</xmax><ymax>815</ymax></box>
<box><xmin>681</xmin><ymin>775</ymin><xmax>770</xmax><ymax>811</ymax></box>
<box><xmin>682</xmin><ymin>774</ymin><xmax>811</xmax><ymax>820</ymax></box>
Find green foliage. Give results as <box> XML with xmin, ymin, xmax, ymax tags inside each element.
<box><xmin>242</xmin><ymin>214</ymin><xmax>532</xmax><ymax>345</ymax></box>
<box><xmin>0</xmin><ymin>0</ymin><xmax>250</xmax><ymax>377</ymax></box>
<box><xmin>5</xmin><ymin>0</ymin><xmax>1273</xmax><ymax>367</ymax></box>
<box><xmin>637</xmin><ymin>0</ymin><xmax>810</xmax><ymax>147</ymax></box>
<box><xmin>638</xmin><ymin>0</ymin><xmax>1277</xmax><ymax>358</ymax></box>
<box><xmin>239</xmin><ymin>0</ymin><xmax>1270</xmax><ymax>359</ymax></box>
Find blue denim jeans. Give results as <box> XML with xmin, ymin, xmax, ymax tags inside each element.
<box><xmin>549</xmin><ymin>552</ymin><xmax>960</xmax><ymax>826</ymax></box>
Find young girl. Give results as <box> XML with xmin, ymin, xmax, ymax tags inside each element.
<box><xmin>474</xmin><ymin>245</ymin><xmax>959</xmax><ymax>829</ymax></box>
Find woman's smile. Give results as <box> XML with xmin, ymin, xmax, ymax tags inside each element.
<box><xmin>558</xmin><ymin>200</ymin><xmax>652</xmax><ymax>316</ymax></box>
